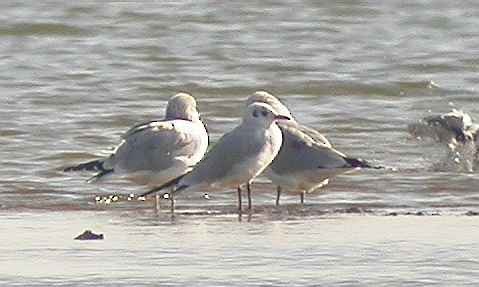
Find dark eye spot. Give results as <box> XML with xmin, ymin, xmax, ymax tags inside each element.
<box><xmin>252</xmin><ymin>110</ymin><xmax>259</xmax><ymax>117</ymax></box>
<box><xmin>261</xmin><ymin>110</ymin><xmax>268</xmax><ymax>117</ymax></box>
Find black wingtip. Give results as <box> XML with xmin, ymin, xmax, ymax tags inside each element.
<box><xmin>344</xmin><ymin>157</ymin><xmax>383</xmax><ymax>169</ymax></box>
<box><xmin>139</xmin><ymin>174</ymin><xmax>187</xmax><ymax>198</ymax></box>
<box><xmin>175</xmin><ymin>184</ymin><xmax>188</xmax><ymax>193</ymax></box>
<box><xmin>64</xmin><ymin>159</ymin><xmax>106</xmax><ymax>172</ymax></box>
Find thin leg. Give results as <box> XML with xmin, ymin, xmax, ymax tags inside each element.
<box><xmin>237</xmin><ymin>186</ymin><xmax>242</xmax><ymax>213</ymax></box>
<box><xmin>155</xmin><ymin>194</ymin><xmax>160</xmax><ymax>212</ymax></box>
<box><xmin>247</xmin><ymin>182</ymin><xmax>252</xmax><ymax>211</ymax></box>
<box><xmin>275</xmin><ymin>186</ymin><xmax>281</xmax><ymax>206</ymax></box>
<box><xmin>300</xmin><ymin>191</ymin><xmax>305</xmax><ymax>206</ymax></box>
<box><xmin>170</xmin><ymin>192</ymin><xmax>175</xmax><ymax>213</ymax></box>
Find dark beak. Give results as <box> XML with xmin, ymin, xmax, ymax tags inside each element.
<box><xmin>274</xmin><ymin>114</ymin><xmax>291</xmax><ymax>121</ymax></box>
<box><xmin>200</xmin><ymin>115</ymin><xmax>209</xmax><ymax>133</ymax></box>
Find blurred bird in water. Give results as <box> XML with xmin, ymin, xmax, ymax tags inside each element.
<box><xmin>408</xmin><ymin>109</ymin><xmax>479</xmax><ymax>172</ymax></box>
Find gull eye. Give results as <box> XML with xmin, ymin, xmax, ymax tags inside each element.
<box><xmin>252</xmin><ymin>110</ymin><xmax>259</xmax><ymax>117</ymax></box>
<box><xmin>261</xmin><ymin>110</ymin><xmax>268</xmax><ymax>117</ymax></box>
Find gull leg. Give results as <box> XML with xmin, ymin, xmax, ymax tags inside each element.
<box><xmin>275</xmin><ymin>186</ymin><xmax>281</xmax><ymax>207</ymax></box>
<box><xmin>247</xmin><ymin>182</ymin><xmax>252</xmax><ymax>211</ymax></box>
<box><xmin>170</xmin><ymin>192</ymin><xmax>175</xmax><ymax>213</ymax></box>
<box><xmin>300</xmin><ymin>191</ymin><xmax>305</xmax><ymax>206</ymax></box>
<box><xmin>155</xmin><ymin>194</ymin><xmax>160</xmax><ymax>212</ymax></box>
<box><xmin>237</xmin><ymin>186</ymin><xmax>242</xmax><ymax>213</ymax></box>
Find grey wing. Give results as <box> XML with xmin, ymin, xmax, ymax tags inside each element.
<box><xmin>121</xmin><ymin>119</ymin><xmax>164</xmax><ymax>139</ymax></box>
<box><xmin>112</xmin><ymin>121</ymin><xmax>202</xmax><ymax>172</ymax></box>
<box><xmin>183</xmin><ymin>126</ymin><xmax>263</xmax><ymax>184</ymax></box>
<box><xmin>278</xmin><ymin>121</ymin><xmax>331</xmax><ymax>147</ymax></box>
<box><xmin>271</xmin><ymin>124</ymin><xmax>348</xmax><ymax>175</ymax></box>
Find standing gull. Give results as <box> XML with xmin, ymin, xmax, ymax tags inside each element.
<box><xmin>247</xmin><ymin>91</ymin><xmax>378</xmax><ymax>206</ymax></box>
<box><xmin>141</xmin><ymin>102</ymin><xmax>290</xmax><ymax>212</ymax></box>
<box><xmin>64</xmin><ymin>93</ymin><xmax>209</xmax><ymax>198</ymax></box>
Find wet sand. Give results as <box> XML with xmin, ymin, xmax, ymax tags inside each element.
<box><xmin>1</xmin><ymin>210</ymin><xmax>479</xmax><ymax>286</ymax></box>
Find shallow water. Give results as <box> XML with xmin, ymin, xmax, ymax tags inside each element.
<box><xmin>1</xmin><ymin>1</ymin><xmax>479</xmax><ymax>286</ymax></box>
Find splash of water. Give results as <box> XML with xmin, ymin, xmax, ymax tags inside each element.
<box><xmin>408</xmin><ymin>109</ymin><xmax>478</xmax><ymax>172</ymax></box>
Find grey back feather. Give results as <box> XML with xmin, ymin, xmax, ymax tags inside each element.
<box><xmin>182</xmin><ymin>124</ymin><xmax>265</xmax><ymax>185</ymax></box>
<box><xmin>270</xmin><ymin>123</ymin><xmax>347</xmax><ymax>174</ymax></box>
<box><xmin>111</xmin><ymin>120</ymin><xmax>206</xmax><ymax>172</ymax></box>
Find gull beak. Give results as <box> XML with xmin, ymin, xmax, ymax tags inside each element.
<box><xmin>274</xmin><ymin>114</ymin><xmax>291</xmax><ymax>121</ymax></box>
<box><xmin>200</xmin><ymin>114</ymin><xmax>210</xmax><ymax>133</ymax></box>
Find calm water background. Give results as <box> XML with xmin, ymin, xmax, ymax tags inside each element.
<box><xmin>1</xmin><ymin>1</ymin><xmax>479</xmax><ymax>286</ymax></box>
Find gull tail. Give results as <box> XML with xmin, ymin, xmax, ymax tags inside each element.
<box><xmin>344</xmin><ymin>157</ymin><xmax>384</xmax><ymax>169</ymax></box>
<box><xmin>64</xmin><ymin>158</ymin><xmax>114</xmax><ymax>183</ymax></box>
<box><xmin>139</xmin><ymin>174</ymin><xmax>187</xmax><ymax>198</ymax></box>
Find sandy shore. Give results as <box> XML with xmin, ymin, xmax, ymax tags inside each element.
<box><xmin>1</xmin><ymin>210</ymin><xmax>479</xmax><ymax>286</ymax></box>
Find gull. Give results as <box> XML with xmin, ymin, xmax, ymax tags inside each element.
<box><xmin>408</xmin><ymin>109</ymin><xmax>479</xmax><ymax>172</ymax></box>
<box><xmin>408</xmin><ymin>109</ymin><xmax>477</xmax><ymax>149</ymax></box>
<box><xmin>64</xmin><ymin>93</ymin><xmax>209</xmax><ymax>198</ymax></box>
<box><xmin>247</xmin><ymin>91</ymin><xmax>379</xmax><ymax>206</ymax></box>
<box><xmin>141</xmin><ymin>102</ymin><xmax>290</xmax><ymax>212</ymax></box>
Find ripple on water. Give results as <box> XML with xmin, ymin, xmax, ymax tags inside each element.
<box><xmin>0</xmin><ymin>23</ymin><xmax>93</xmax><ymax>37</ymax></box>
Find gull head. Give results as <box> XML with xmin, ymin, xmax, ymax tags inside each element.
<box><xmin>426</xmin><ymin>109</ymin><xmax>474</xmax><ymax>143</ymax></box>
<box><xmin>440</xmin><ymin>109</ymin><xmax>473</xmax><ymax>131</ymax></box>
<box><xmin>244</xmin><ymin>102</ymin><xmax>291</xmax><ymax>128</ymax></box>
<box><xmin>246</xmin><ymin>91</ymin><xmax>294</xmax><ymax>122</ymax></box>
<box><xmin>166</xmin><ymin>92</ymin><xmax>201</xmax><ymax>122</ymax></box>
